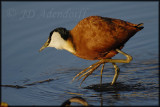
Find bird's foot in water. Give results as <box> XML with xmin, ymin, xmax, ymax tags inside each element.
<box><xmin>72</xmin><ymin>60</ymin><xmax>105</xmax><ymax>86</ymax></box>
<box><xmin>72</xmin><ymin>49</ymin><xmax>132</xmax><ymax>86</ymax></box>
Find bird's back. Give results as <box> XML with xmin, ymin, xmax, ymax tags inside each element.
<box><xmin>70</xmin><ymin>16</ymin><xmax>143</xmax><ymax>60</ymax></box>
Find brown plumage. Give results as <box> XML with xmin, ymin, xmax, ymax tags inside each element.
<box><xmin>39</xmin><ymin>16</ymin><xmax>144</xmax><ymax>86</ymax></box>
<box><xmin>70</xmin><ymin>16</ymin><xmax>142</xmax><ymax>60</ymax></box>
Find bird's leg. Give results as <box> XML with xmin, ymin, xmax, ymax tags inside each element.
<box><xmin>100</xmin><ymin>63</ymin><xmax>105</xmax><ymax>86</ymax></box>
<box><xmin>111</xmin><ymin>63</ymin><xmax>120</xmax><ymax>85</ymax></box>
<box><xmin>99</xmin><ymin>49</ymin><xmax>132</xmax><ymax>85</ymax></box>
<box><xmin>100</xmin><ymin>49</ymin><xmax>132</xmax><ymax>64</ymax></box>
<box><xmin>72</xmin><ymin>49</ymin><xmax>132</xmax><ymax>86</ymax></box>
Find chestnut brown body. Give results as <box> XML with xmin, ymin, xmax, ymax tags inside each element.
<box><xmin>70</xmin><ymin>16</ymin><xmax>142</xmax><ymax>60</ymax></box>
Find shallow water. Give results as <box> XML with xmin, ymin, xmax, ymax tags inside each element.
<box><xmin>1</xmin><ymin>1</ymin><xmax>159</xmax><ymax>106</ymax></box>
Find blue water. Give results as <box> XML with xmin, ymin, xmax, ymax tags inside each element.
<box><xmin>2</xmin><ymin>1</ymin><xmax>159</xmax><ymax>106</ymax></box>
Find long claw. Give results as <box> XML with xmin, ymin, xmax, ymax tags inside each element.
<box><xmin>78</xmin><ymin>63</ymin><xmax>101</xmax><ymax>81</ymax></box>
<box><xmin>80</xmin><ymin>64</ymin><xmax>101</xmax><ymax>86</ymax></box>
<box><xmin>72</xmin><ymin>61</ymin><xmax>100</xmax><ymax>81</ymax></box>
<box><xmin>72</xmin><ymin>66</ymin><xmax>92</xmax><ymax>81</ymax></box>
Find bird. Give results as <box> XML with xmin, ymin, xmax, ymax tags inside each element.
<box><xmin>39</xmin><ymin>16</ymin><xmax>144</xmax><ymax>86</ymax></box>
<box><xmin>61</xmin><ymin>96</ymin><xmax>89</xmax><ymax>106</ymax></box>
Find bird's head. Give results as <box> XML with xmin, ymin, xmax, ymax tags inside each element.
<box><xmin>39</xmin><ymin>27</ymin><xmax>70</xmax><ymax>52</ymax></box>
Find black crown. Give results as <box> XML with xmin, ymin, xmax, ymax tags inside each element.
<box><xmin>49</xmin><ymin>27</ymin><xmax>69</xmax><ymax>41</ymax></box>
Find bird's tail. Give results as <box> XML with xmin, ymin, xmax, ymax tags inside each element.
<box><xmin>135</xmin><ymin>23</ymin><xmax>144</xmax><ymax>30</ymax></box>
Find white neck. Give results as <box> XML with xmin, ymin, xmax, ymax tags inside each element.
<box><xmin>48</xmin><ymin>32</ymin><xmax>75</xmax><ymax>54</ymax></box>
<box><xmin>63</xmin><ymin>41</ymin><xmax>75</xmax><ymax>53</ymax></box>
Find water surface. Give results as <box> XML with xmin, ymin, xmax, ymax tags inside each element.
<box><xmin>2</xmin><ymin>1</ymin><xmax>159</xmax><ymax>106</ymax></box>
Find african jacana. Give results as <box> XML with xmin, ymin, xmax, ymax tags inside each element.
<box><xmin>39</xmin><ymin>16</ymin><xmax>144</xmax><ymax>86</ymax></box>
